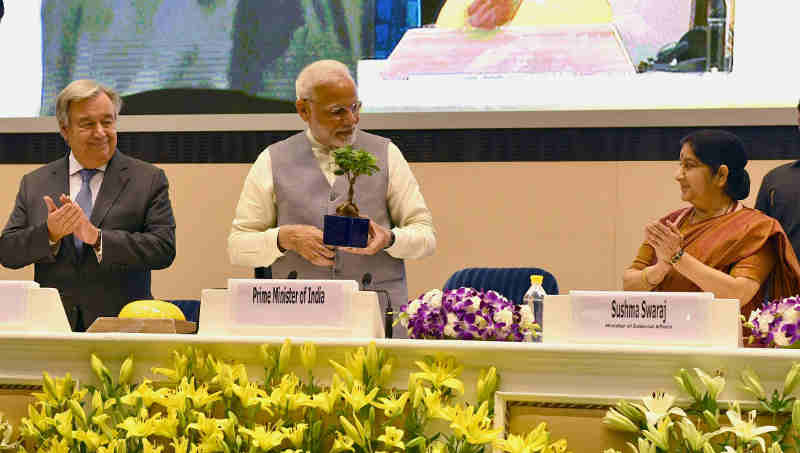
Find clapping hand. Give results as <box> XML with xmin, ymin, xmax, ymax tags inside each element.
<box><xmin>43</xmin><ymin>195</ymin><xmax>82</xmax><ymax>242</ymax></box>
<box><xmin>645</xmin><ymin>219</ymin><xmax>683</xmax><ymax>264</ymax></box>
<box><xmin>44</xmin><ymin>195</ymin><xmax>99</xmax><ymax>245</ymax></box>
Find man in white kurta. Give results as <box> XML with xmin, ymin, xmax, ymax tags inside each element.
<box><xmin>228</xmin><ymin>60</ymin><xmax>436</xmax><ymax>337</ymax></box>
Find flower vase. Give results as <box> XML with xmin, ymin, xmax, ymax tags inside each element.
<box><xmin>323</xmin><ymin>214</ymin><xmax>369</xmax><ymax>248</ymax></box>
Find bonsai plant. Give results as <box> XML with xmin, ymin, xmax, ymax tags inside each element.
<box><xmin>323</xmin><ymin>145</ymin><xmax>380</xmax><ymax>247</ymax></box>
<box><xmin>332</xmin><ymin>145</ymin><xmax>380</xmax><ymax>217</ymax></box>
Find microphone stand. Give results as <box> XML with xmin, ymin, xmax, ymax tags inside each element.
<box><xmin>361</xmin><ymin>273</ymin><xmax>394</xmax><ymax>339</ymax></box>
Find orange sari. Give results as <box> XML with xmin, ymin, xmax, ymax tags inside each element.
<box><xmin>632</xmin><ymin>207</ymin><xmax>800</xmax><ymax>319</ymax></box>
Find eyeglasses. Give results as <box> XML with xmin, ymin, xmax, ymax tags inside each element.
<box><xmin>304</xmin><ymin>99</ymin><xmax>362</xmax><ymax>118</ymax></box>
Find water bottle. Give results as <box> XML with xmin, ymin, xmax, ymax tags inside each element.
<box><xmin>522</xmin><ymin>274</ymin><xmax>546</xmax><ymax>342</ymax></box>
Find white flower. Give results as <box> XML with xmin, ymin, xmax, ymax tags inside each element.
<box><xmin>466</xmin><ymin>296</ymin><xmax>481</xmax><ymax>312</ymax></box>
<box><xmin>782</xmin><ymin>306</ymin><xmax>800</xmax><ymax>325</ymax></box>
<box><xmin>422</xmin><ymin>289</ymin><xmax>442</xmax><ymax>305</ymax></box>
<box><xmin>774</xmin><ymin>328</ymin><xmax>791</xmax><ymax>347</ymax></box>
<box><xmin>714</xmin><ymin>407</ymin><xmax>777</xmax><ymax>452</ymax></box>
<box><xmin>407</xmin><ymin>300</ymin><xmax>422</xmax><ymax>316</ymax></box>
<box><xmin>494</xmin><ymin>308</ymin><xmax>513</xmax><ymax>326</ymax></box>
<box><xmin>444</xmin><ymin>313</ymin><xmax>459</xmax><ymax>337</ymax></box>
<box><xmin>428</xmin><ymin>291</ymin><xmax>443</xmax><ymax>309</ymax></box>
<box><xmin>634</xmin><ymin>391</ymin><xmax>685</xmax><ymax>427</ymax></box>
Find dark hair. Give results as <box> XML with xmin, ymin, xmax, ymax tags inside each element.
<box><xmin>680</xmin><ymin>129</ymin><xmax>750</xmax><ymax>200</ymax></box>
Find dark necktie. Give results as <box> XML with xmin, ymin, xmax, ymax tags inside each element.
<box><xmin>74</xmin><ymin>168</ymin><xmax>99</xmax><ymax>255</ymax></box>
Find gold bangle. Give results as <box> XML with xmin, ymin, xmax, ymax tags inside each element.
<box><xmin>641</xmin><ymin>268</ymin><xmax>653</xmax><ymax>287</ymax></box>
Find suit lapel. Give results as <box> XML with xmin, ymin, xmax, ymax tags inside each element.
<box><xmin>91</xmin><ymin>151</ymin><xmax>130</xmax><ymax>226</ymax></box>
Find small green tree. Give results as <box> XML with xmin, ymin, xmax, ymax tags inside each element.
<box><xmin>332</xmin><ymin>145</ymin><xmax>380</xmax><ymax>217</ymax></box>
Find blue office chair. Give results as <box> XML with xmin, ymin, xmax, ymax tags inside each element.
<box><xmin>443</xmin><ymin>267</ymin><xmax>558</xmax><ymax>305</ymax></box>
<box><xmin>168</xmin><ymin>300</ymin><xmax>201</xmax><ymax>324</ymax></box>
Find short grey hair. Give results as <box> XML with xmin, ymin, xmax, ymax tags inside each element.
<box><xmin>295</xmin><ymin>60</ymin><xmax>355</xmax><ymax>100</ymax></box>
<box><xmin>56</xmin><ymin>79</ymin><xmax>122</xmax><ymax>128</ymax></box>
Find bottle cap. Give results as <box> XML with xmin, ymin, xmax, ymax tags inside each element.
<box><xmin>530</xmin><ymin>274</ymin><xmax>544</xmax><ymax>285</ymax></box>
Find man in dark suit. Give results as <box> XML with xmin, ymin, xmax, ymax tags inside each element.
<box><xmin>0</xmin><ymin>80</ymin><xmax>176</xmax><ymax>331</ymax></box>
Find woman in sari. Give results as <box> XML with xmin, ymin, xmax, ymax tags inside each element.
<box><xmin>623</xmin><ymin>130</ymin><xmax>800</xmax><ymax>320</ymax></box>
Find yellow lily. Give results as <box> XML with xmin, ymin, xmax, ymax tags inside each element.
<box><xmin>91</xmin><ymin>354</ymin><xmax>112</xmax><ymax>385</ymax></box>
<box><xmin>450</xmin><ymin>402</ymin><xmax>502</xmax><ymax>445</ymax></box>
<box><xmin>641</xmin><ymin>418</ymin><xmax>671</xmax><ymax>451</ymax></box>
<box><xmin>413</xmin><ymin>355</ymin><xmax>464</xmax><ymax>395</ymax></box>
<box><xmin>171</xmin><ymin>437</ymin><xmax>190</xmax><ymax>453</ymax></box>
<box><xmin>371</xmin><ymin>391</ymin><xmax>410</xmax><ymax>418</ymax></box>
<box><xmin>119</xmin><ymin>355</ymin><xmax>134</xmax><ymax>386</ymax></box>
<box><xmin>281</xmin><ymin>423</ymin><xmax>308</xmax><ymax>448</ymax></box>
<box><xmin>626</xmin><ymin>438</ymin><xmax>657</xmax><ymax>453</ymax></box>
<box><xmin>785</xmin><ymin>362</ymin><xmax>800</xmax><ymax>396</ymax></box>
<box><xmin>44</xmin><ymin>437</ymin><xmax>71</xmax><ymax>453</ymax></box>
<box><xmin>767</xmin><ymin>441</ymin><xmax>785</xmax><ymax>453</ymax></box>
<box><xmin>422</xmin><ymin>389</ymin><xmax>447</xmax><ymax>420</ymax></box>
<box><xmin>142</xmin><ymin>438</ymin><xmax>164</xmax><ymax>453</ymax></box>
<box><xmin>196</xmin><ymin>432</ymin><xmax>225</xmax><ymax>453</ymax></box>
<box><xmin>379</xmin><ymin>358</ymin><xmax>394</xmax><ymax>386</ymax></box>
<box><xmin>674</xmin><ymin>368</ymin><xmax>701</xmax><ymax>401</ymax></box>
<box><xmin>341</xmin><ymin>381</ymin><xmax>379</xmax><ymax>412</ymax></box>
<box><xmin>259</xmin><ymin>344</ymin><xmax>278</xmax><ymax>370</ymax></box>
<box><xmin>67</xmin><ymin>398</ymin><xmax>88</xmax><ymax>429</ymax></box>
<box><xmin>494</xmin><ymin>422</ymin><xmax>549</xmax><ymax>453</ymax></box>
<box><xmin>477</xmin><ymin>366</ymin><xmax>499</xmax><ymax>406</ymax></box>
<box><xmin>92</xmin><ymin>413</ymin><xmax>118</xmax><ymax>440</ymax></box>
<box><xmin>739</xmin><ymin>367</ymin><xmax>767</xmax><ymax>400</ymax></box>
<box><xmin>300</xmin><ymin>342</ymin><xmax>317</xmax><ymax>372</ymax></box>
<box><xmin>96</xmin><ymin>439</ymin><xmax>124</xmax><ymax>453</ymax></box>
<box><xmin>543</xmin><ymin>438</ymin><xmax>570</xmax><ymax>453</ymax></box>
<box><xmin>601</xmin><ymin>408</ymin><xmax>639</xmax><ymax>433</ymax></box>
<box><xmin>330</xmin><ymin>432</ymin><xmax>356</xmax><ymax>453</ymax></box>
<box><xmin>53</xmin><ymin>409</ymin><xmax>73</xmax><ymax>440</ymax></box>
<box><xmin>232</xmin><ymin>381</ymin><xmax>267</xmax><ymax>408</ymax></box>
<box><xmin>239</xmin><ymin>424</ymin><xmax>285</xmax><ymax>450</ymax></box>
<box><xmin>119</xmin><ymin>380</ymin><xmax>170</xmax><ymax>408</ymax></box>
<box><xmin>152</xmin><ymin>408</ymin><xmax>179</xmax><ymax>438</ymax></box>
<box><xmin>179</xmin><ymin>377</ymin><xmax>222</xmax><ymax>409</ymax></box>
<box><xmin>677</xmin><ymin>417</ymin><xmax>715</xmax><ymax>452</ymax></box>
<box><xmin>377</xmin><ymin>426</ymin><xmax>405</xmax><ymax>450</ymax></box>
<box><xmin>279</xmin><ymin>338</ymin><xmax>293</xmax><ymax>374</ymax></box>
<box><xmin>339</xmin><ymin>415</ymin><xmax>367</xmax><ymax>448</ymax></box>
<box><xmin>117</xmin><ymin>412</ymin><xmax>155</xmax><ymax>438</ymax></box>
<box><xmin>694</xmin><ymin>368</ymin><xmax>725</xmax><ymax>400</ymax></box>
<box><xmin>301</xmin><ymin>389</ymin><xmax>337</xmax><ymax>414</ymax></box>
<box><xmin>72</xmin><ymin>428</ymin><xmax>108</xmax><ymax>452</ymax></box>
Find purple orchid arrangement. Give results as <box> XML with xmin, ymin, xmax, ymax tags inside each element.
<box><xmin>398</xmin><ymin>287</ymin><xmax>540</xmax><ymax>341</ymax></box>
<box><xmin>743</xmin><ymin>295</ymin><xmax>800</xmax><ymax>347</ymax></box>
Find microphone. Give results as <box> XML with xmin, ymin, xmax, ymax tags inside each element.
<box><xmin>287</xmin><ymin>270</ymin><xmax>298</xmax><ymax>279</ymax></box>
<box><xmin>361</xmin><ymin>273</ymin><xmax>394</xmax><ymax>339</ymax></box>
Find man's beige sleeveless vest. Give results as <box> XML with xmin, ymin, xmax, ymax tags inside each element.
<box><xmin>270</xmin><ymin>130</ymin><xmax>409</xmax><ymax>337</ymax></box>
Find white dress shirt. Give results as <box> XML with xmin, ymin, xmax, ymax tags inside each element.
<box><xmin>228</xmin><ymin>130</ymin><xmax>436</xmax><ymax>268</ymax></box>
<box><xmin>50</xmin><ymin>152</ymin><xmax>106</xmax><ymax>259</ymax></box>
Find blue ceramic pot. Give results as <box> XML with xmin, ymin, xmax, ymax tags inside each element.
<box><xmin>323</xmin><ymin>215</ymin><xmax>370</xmax><ymax>248</ymax></box>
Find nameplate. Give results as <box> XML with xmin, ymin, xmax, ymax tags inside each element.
<box><xmin>228</xmin><ymin>279</ymin><xmax>350</xmax><ymax>327</ymax></box>
<box><xmin>569</xmin><ymin>290</ymin><xmax>713</xmax><ymax>344</ymax></box>
<box><xmin>0</xmin><ymin>281</ymin><xmax>39</xmax><ymax>325</ymax></box>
